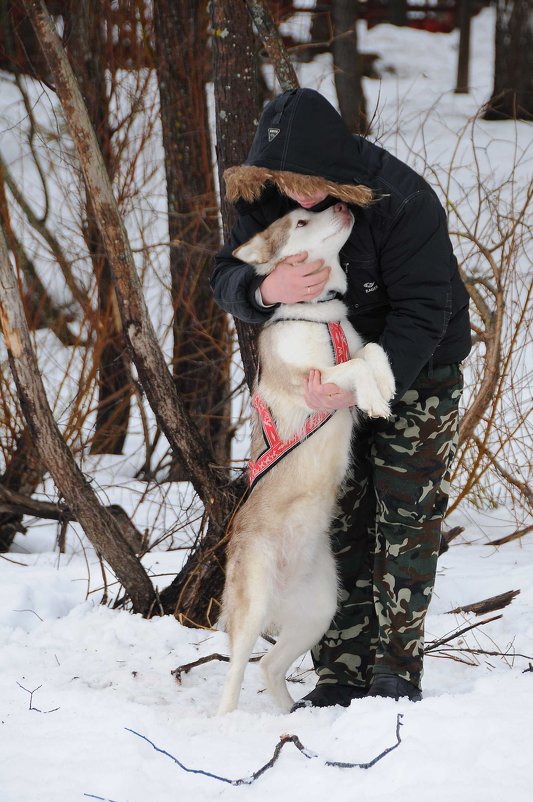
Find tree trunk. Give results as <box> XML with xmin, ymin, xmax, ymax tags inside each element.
<box><xmin>21</xmin><ymin>0</ymin><xmax>226</xmax><ymax>524</ymax></box>
<box><xmin>455</xmin><ymin>0</ymin><xmax>472</xmax><ymax>94</ymax></box>
<box><xmin>64</xmin><ymin>1</ymin><xmax>132</xmax><ymax>455</ymax></box>
<box><xmin>331</xmin><ymin>0</ymin><xmax>367</xmax><ymax>134</ymax></box>
<box><xmin>153</xmin><ymin>0</ymin><xmax>231</xmax><ymax>481</ymax></box>
<box><xmin>389</xmin><ymin>0</ymin><xmax>407</xmax><ymax>26</ymax></box>
<box><xmin>483</xmin><ymin>0</ymin><xmax>533</xmax><ymax>121</ymax></box>
<box><xmin>158</xmin><ymin>0</ymin><xmax>264</xmax><ymax>623</ymax></box>
<box><xmin>0</xmin><ymin>221</ymin><xmax>156</xmax><ymax>613</ymax></box>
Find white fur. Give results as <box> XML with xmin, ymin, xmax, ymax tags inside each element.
<box><xmin>217</xmin><ymin>204</ymin><xmax>395</xmax><ymax>715</ymax></box>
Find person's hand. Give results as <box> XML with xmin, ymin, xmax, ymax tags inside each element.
<box><xmin>304</xmin><ymin>369</ymin><xmax>356</xmax><ymax>411</ymax></box>
<box><xmin>259</xmin><ymin>252</ymin><xmax>331</xmax><ymax>305</ymax></box>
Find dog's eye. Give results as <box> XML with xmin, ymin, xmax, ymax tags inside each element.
<box><xmin>296</xmin><ymin>219</ymin><xmax>308</xmax><ymax>228</ymax></box>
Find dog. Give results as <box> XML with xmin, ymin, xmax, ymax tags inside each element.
<box><xmin>217</xmin><ymin>202</ymin><xmax>395</xmax><ymax>715</ymax></box>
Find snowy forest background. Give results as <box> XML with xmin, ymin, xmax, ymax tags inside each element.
<box><xmin>0</xmin><ymin>2</ymin><xmax>532</xmax><ymax>801</ymax></box>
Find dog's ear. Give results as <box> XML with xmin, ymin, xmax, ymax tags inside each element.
<box><xmin>233</xmin><ymin>233</ymin><xmax>272</xmax><ymax>266</ymax></box>
<box><xmin>233</xmin><ymin>216</ymin><xmax>292</xmax><ymax>269</ymax></box>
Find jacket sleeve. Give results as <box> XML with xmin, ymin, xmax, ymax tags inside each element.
<box><xmin>378</xmin><ymin>191</ymin><xmax>454</xmax><ymax>403</ymax></box>
<box><xmin>211</xmin><ymin>196</ymin><xmax>284</xmax><ymax>324</ymax></box>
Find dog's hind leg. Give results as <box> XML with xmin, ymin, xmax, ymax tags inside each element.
<box><xmin>217</xmin><ymin>552</ymin><xmax>274</xmax><ymax>715</ymax></box>
<box><xmin>217</xmin><ymin>620</ymin><xmax>262</xmax><ymax>715</ymax></box>
<box><xmin>260</xmin><ymin>551</ymin><xmax>338</xmax><ymax>712</ymax></box>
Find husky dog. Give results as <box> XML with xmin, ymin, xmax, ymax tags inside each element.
<box><xmin>217</xmin><ymin>202</ymin><xmax>395</xmax><ymax>715</ymax></box>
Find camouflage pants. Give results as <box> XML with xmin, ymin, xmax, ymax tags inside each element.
<box><xmin>312</xmin><ymin>362</ymin><xmax>463</xmax><ymax>690</ymax></box>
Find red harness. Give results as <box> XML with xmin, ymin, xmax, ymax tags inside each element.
<box><xmin>248</xmin><ymin>321</ymin><xmax>350</xmax><ymax>492</ymax></box>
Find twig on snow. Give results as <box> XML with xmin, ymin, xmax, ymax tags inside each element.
<box><xmin>125</xmin><ymin>713</ymin><xmax>403</xmax><ymax>785</ymax></box>
<box><xmin>171</xmin><ymin>652</ymin><xmax>262</xmax><ymax>684</ymax></box>
<box><xmin>428</xmin><ymin>646</ymin><xmax>533</xmax><ymax>663</ymax></box>
<box><xmin>84</xmin><ymin>796</ymin><xmax>119</xmax><ymax>802</ymax></box>
<box><xmin>325</xmin><ymin>713</ymin><xmax>404</xmax><ymax>769</ymax></box>
<box><xmin>17</xmin><ymin>682</ymin><xmax>59</xmax><ymax>713</ymax></box>
<box><xmin>12</xmin><ymin>608</ymin><xmax>44</xmax><ymax>621</ymax></box>
<box><xmin>171</xmin><ymin>645</ymin><xmax>304</xmax><ymax>687</ymax></box>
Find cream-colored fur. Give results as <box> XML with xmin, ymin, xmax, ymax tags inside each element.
<box><xmin>217</xmin><ymin>204</ymin><xmax>395</xmax><ymax>715</ymax></box>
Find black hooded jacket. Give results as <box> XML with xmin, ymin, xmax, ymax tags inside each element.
<box><xmin>211</xmin><ymin>89</ymin><xmax>471</xmax><ymax>403</ymax></box>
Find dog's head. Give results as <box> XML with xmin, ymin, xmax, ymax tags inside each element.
<box><xmin>233</xmin><ymin>203</ymin><xmax>354</xmax><ymax>278</ymax></box>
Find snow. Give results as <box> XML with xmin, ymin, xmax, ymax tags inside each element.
<box><xmin>1</xmin><ymin>7</ymin><xmax>532</xmax><ymax>802</ymax></box>
<box><xmin>1</xmin><ymin>526</ymin><xmax>532</xmax><ymax>801</ymax></box>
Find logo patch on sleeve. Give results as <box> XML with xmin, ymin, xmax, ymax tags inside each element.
<box><xmin>268</xmin><ymin>127</ymin><xmax>280</xmax><ymax>142</ymax></box>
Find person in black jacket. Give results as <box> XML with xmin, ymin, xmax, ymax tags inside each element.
<box><xmin>211</xmin><ymin>88</ymin><xmax>470</xmax><ymax>709</ymax></box>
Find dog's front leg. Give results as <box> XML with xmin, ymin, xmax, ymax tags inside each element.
<box><xmin>322</xmin><ymin>359</ymin><xmax>391</xmax><ymax>418</ymax></box>
<box><xmin>360</xmin><ymin>343</ymin><xmax>396</xmax><ymax>402</ymax></box>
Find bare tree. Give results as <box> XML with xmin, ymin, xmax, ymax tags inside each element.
<box><xmin>63</xmin><ymin>1</ymin><xmax>132</xmax><ymax>455</ymax></box>
<box><xmin>19</xmin><ymin>0</ymin><xmax>255</xmax><ymax>625</ymax></box>
<box><xmin>428</xmin><ymin>117</ymin><xmax>533</xmax><ymax>519</ymax></box>
<box><xmin>455</xmin><ymin>0</ymin><xmax>472</xmax><ymax>94</ymax></box>
<box><xmin>153</xmin><ymin>0</ymin><xmax>231</xmax><ymax>480</ymax></box>
<box><xmin>21</xmin><ymin>0</ymin><xmax>225</xmax><ymax>513</ymax></box>
<box><xmin>331</xmin><ymin>0</ymin><xmax>367</xmax><ymax>133</ymax></box>
<box><xmin>157</xmin><ymin>0</ymin><xmax>265</xmax><ymax>623</ymax></box>
<box><xmin>483</xmin><ymin>0</ymin><xmax>533</xmax><ymax>121</ymax></box>
<box><xmin>0</xmin><ymin>220</ymin><xmax>156</xmax><ymax>613</ymax></box>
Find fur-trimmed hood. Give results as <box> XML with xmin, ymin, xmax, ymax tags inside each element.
<box><xmin>223</xmin><ymin>89</ymin><xmax>376</xmax><ymax>208</ymax></box>
<box><xmin>224</xmin><ymin>165</ymin><xmax>373</xmax><ymax>207</ymax></box>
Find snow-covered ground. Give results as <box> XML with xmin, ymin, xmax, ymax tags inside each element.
<box><xmin>1</xmin><ymin>8</ymin><xmax>532</xmax><ymax>802</ymax></box>
<box><xmin>1</xmin><ymin>511</ymin><xmax>532</xmax><ymax>801</ymax></box>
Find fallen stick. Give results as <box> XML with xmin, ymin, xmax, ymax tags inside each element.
<box><xmin>446</xmin><ymin>589</ymin><xmax>520</xmax><ymax>616</ymax></box>
<box><xmin>124</xmin><ymin>713</ymin><xmax>403</xmax><ymax>785</ymax></box>
<box><xmin>171</xmin><ymin>653</ymin><xmax>262</xmax><ymax>684</ymax></box>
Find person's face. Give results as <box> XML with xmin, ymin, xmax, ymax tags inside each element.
<box><xmin>285</xmin><ymin>189</ymin><xmax>328</xmax><ymax>209</ymax></box>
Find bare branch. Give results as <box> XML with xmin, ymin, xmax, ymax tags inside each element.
<box><xmin>243</xmin><ymin>0</ymin><xmax>299</xmax><ymax>91</ymax></box>
<box><xmin>0</xmin><ymin>152</ymin><xmax>87</xmax><ymax>309</ymax></box>
<box><xmin>0</xmin><ymin>221</ymin><xmax>155</xmax><ymax>613</ymax></box>
<box><xmin>123</xmin><ymin>713</ymin><xmax>403</xmax><ymax>785</ymax></box>
<box><xmin>22</xmin><ymin>0</ymin><xmax>226</xmax><ymax>522</ymax></box>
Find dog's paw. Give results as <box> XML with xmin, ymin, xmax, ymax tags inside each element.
<box><xmin>356</xmin><ymin>387</ymin><xmax>391</xmax><ymax>419</ymax></box>
<box><xmin>362</xmin><ymin>343</ymin><xmax>396</xmax><ymax>401</ymax></box>
<box><xmin>365</xmin><ymin>398</ymin><xmax>392</xmax><ymax>419</ymax></box>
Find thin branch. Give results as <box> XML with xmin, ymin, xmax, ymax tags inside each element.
<box><xmin>486</xmin><ymin>524</ymin><xmax>533</xmax><ymax>547</ymax></box>
<box><xmin>472</xmin><ymin>435</ymin><xmax>533</xmax><ymax>508</ymax></box>
<box><xmin>171</xmin><ymin>652</ymin><xmax>262</xmax><ymax>684</ymax></box>
<box><xmin>0</xmin><ymin>153</ymin><xmax>88</xmax><ymax>309</ymax></box>
<box><xmin>123</xmin><ymin>713</ymin><xmax>403</xmax><ymax>786</ymax></box>
<box><xmin>424</xmin><ymin>614</ymin><xmax>503</xmax><ymax>652</ymax></box>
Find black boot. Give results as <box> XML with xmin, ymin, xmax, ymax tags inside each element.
<box><xmin>366</xmin><ymin>674</ymin><xmax>422</xmax><ymax>702</ymax></box>
<box><xmin>291</xmin><ymin>683</ymin><xmax>367</xmax><ymax>712</ymax></box>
